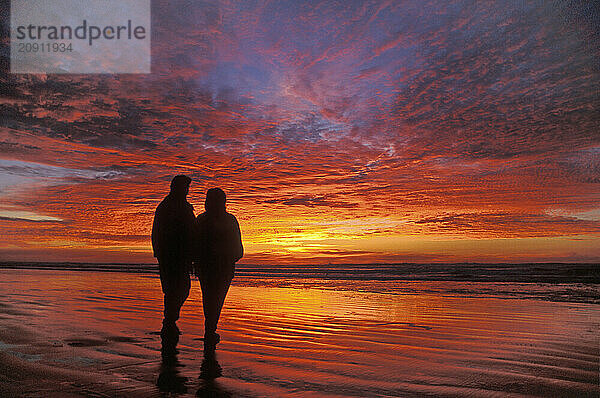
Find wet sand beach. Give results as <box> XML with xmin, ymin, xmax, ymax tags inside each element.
<box><xmin>0</xmin><ymin>268</ymin><xmax>598</xmax><ymax>397</ymax></box>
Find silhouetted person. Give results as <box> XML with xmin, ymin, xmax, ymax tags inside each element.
<box><xmin>152</xmin><ymin>175</ymin><xmax>195</xmax><ymax>354</ymax></box>
<box><xmin>193</xmin><ymin>188</ymin><xmax>243</xmax><ymax>348</ymax></box>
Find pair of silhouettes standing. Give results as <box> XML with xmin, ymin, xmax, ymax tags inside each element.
<box><xmin>151</xmin><ymin>175</ymin><xmax>243</xmax><ymax>356</ymax></box>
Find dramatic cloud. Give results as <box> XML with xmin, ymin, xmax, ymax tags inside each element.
<box><xmin>1</xmin><ymin>0</ymin><xmax>599</xmax><ymax>263</ymax></box>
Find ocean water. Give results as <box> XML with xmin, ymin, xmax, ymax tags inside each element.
<box><xmin>2</xmin><ymin>262</ymin><xmax>598</xmax><ymax>282</ymax></box>
<box><xmin>2</xmin><ymin>261</ymin><xmax>599</xmax><ymax>302</ymax></box>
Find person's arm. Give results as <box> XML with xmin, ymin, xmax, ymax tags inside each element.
<box><xmin>151</xmin><ymin>206</ymin><xmax>162</xmax><ymax>258</ymax></box>
<box><xmin>231</xmin><ymin>216</ymin><xmax>243</xmax><ymax>263</ymax></box>
<box><xmin>184</xmin><ymin>203</ymin><xmax>195</xmax><ymax>261</ymax></box>
<box><xmin>192</xmin><ymin>214</ymin><xmax>207</xmax><ymax>277</ymax></box>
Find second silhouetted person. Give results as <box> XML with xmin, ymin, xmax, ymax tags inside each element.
<box><xmin>193</xmin><ymin>188</ymin><xmax>243</xmax><ymax>349</ymax></box>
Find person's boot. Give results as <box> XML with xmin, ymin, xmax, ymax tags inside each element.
<box><xmin>203</xmin><ymin>332</ymin><xmax>220</xmax><ymax>349</ymax></box>
<box><xmin>161</xmin><ymin>322</ymin><xmax>180</xmax><ymax>355</ymax></box>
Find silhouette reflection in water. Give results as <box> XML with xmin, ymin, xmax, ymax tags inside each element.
<box><xmin>197</xmin><ymin>346</ymin><xmax>231</xmax><ymax>398</ymax></box>
<box><xmin>157</xmin><ymin>342</ymin><xmax>188</xmax><ymax>394</ymax></box>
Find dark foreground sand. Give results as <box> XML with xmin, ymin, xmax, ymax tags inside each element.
<box><xmin>0</xmin><ymin>269</ymin><xmax>598</xmax><ymax>397</ymax></box>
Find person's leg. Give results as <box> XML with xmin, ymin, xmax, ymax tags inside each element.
<box><xmin>159</xmin><ymin>261</ymin><xmax>181</xmax><ymax>354</ymax></box>
<box><xmin>162</xmin><ymin>280</ymin><xmax>190</xmax><ymax>325</ymax></box>
<box><xmin>172</xmin><ymin>270</ymin><xmax>191</xmax><ymax>323</ymax></box>
<box><xmin>200</xmin><ymin>275</ymin><xmax>219</xmax><ymax>341</ymax></box>
<box><xmin>160</xmin><ymin>261</ymin><xmax>191</xmax><ymax>331</ymax></box>
<box><xmin>159</xmin><ymin>261</ymin><xmax>177</xmax><ymax>326</ymax></box>
<box><xmin>213</xmin><ymin>275</ymin><xmax>232</xmax><ymax>329</ymax></box>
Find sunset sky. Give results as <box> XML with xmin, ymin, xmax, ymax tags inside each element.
<box><xmin>1</xmin><ymin>0</ymin><xmax>599</xmax><ymax>264</ymax></box>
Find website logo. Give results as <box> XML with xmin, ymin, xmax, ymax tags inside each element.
<box><xmin>11</xmin><ymin>0</ymin><xmax>150</xmax><ymax>74</ymax></box>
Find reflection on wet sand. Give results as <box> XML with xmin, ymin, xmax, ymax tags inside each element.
<box><xmin>0</xmin><ymin>269</ymin><xmax>598</xmax><ymax>397</ymax></box>
<box><xmin>197</xmin><ymin>347</ymin><xmax>231</xmax><ymax>398</ymax></box>
<box><xmin>157</xmin><ymin>351</ymin><xmax>188</xmax><ymax>394</ymax></box>
<box><xmin>158</xmin><ymin>328</ymin><xmax>230</xmax><ymax>397</ymax></box>
<box><xmin>157</xmin><ymin>323</ymin><xmax>187</xmax><ymax>394</ymax></box>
